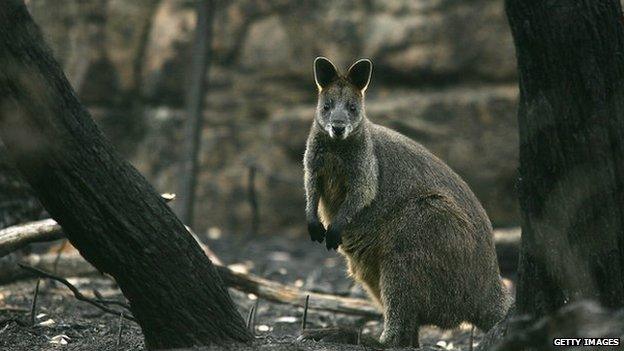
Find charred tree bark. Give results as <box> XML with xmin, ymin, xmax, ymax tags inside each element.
<box><xmin>507</xmin><ymin>0</ymin><xmax>624</xmax><ymax>316</ymax></box>
<box><xmin>0</xmin><ymin>1</ymin><xmax>252</xmax><ymax>349</ymax></box>
<box><xmin>177</xmin><ymin>0</ymin><xmax>215</xmax><ymax>226</ymax></box>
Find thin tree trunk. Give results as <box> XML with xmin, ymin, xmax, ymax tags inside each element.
<box><xmin>506</xmin><ymin>0</ymin><xmax>624</xmax><ymax>316</ymax></box>
<box><xmin>0</xmin><ymin>0</ymin><xmax>252</xmax><ymax>348</ymax></box>
<box><xmin>177</xmin><ymin>0</ymin><xmax>214</xmax><ymax>226</ymax></box>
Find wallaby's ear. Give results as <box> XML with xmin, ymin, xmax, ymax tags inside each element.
<box><xmin>314</xmin><ymin>57</ymin><xmax>339</xmax><ymax>91</ymax></box>
<box><xmin>347</xmin><ymin>59</ymin><xmax>372</xmax><ymax>93</ymax></box>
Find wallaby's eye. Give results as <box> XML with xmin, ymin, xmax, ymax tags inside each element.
<box><xmin>348</xmin><ymin>103</ymin><xmax>357</xmax><ymax>113</ymax></box>
<box><xmin>323</xmin><ymin>101</ymin><xmax>331</xmax><ymax>112</ymax></box>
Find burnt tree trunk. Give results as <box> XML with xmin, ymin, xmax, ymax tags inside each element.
<box><xmin>507</xmin><ymin>0</ymin><xmax>624</xmax><ymax>316</ymax></box>
<box><xmin>0</xmin><ymin>1</ymin><xmax>252</xmax><ymax>349</ymax></box>
<box><xmin>177</xmin><ymin>0</ymin><xmax>215</xmax><ymax>226</ymax></box>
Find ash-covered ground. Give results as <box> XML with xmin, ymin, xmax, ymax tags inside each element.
<box><xmin>0</xmin><ymin>234</ymin><xmax>489</xmax><ymax>350</ymax></box>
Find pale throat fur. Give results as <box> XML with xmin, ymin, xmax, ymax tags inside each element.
<box><xmin>310</xmin><ymin>119</ymin><xmax>379</xmax><ymax>241</ymax></box>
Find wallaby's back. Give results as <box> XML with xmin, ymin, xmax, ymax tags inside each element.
<box><xmin>368</xmin><ymin>123</ymin><xmax>492</xmax><ymax>234</ymax></box>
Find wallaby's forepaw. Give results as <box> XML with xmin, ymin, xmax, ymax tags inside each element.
<box><xmin>325</xmin><ymin>225</ymin><xmax>342</xmax><ymax>250</ymax></box>
<box><xmin>308</xmin><ymin>220</ymin><xmax>326</xmax><ymax>243</ymax></box>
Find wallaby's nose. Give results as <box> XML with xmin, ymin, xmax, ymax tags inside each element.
<box><xmin>332</xmin><ymin>125</ymin><xmax>346</xmax><ymax>136</ymax></box>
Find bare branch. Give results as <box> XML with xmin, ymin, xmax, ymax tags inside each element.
<box><xmin>93</xmin><ymin>289</ymin><xmax>131</xmax><ymax>310</ymax></box>
<box><xmin>30</xmin><ymin>279</ymin><xmax>40</xmax><ymax>326</ymax></box>
<box><xmin>301</xmin><ymin>294</ymin><xmax>309</xmax><ymax>331</ymax></box>
<box><xmin>117</xmin><ymin>312</ymin><xmax>124</xmax><ymax>346</ymax></box>
<box><xmin>18</xmin><ymin>264</ymin><xmax>136</xmax><ymax>322</ymax></box>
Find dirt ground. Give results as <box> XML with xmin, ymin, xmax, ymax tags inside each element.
<box><xmin>0</xmin><ymin>234</ymin><xmax>495</xmax><ymax>351</ymax></box>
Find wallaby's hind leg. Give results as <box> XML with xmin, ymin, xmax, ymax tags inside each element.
<box><xmin>378</xmin><ymin>256</ymin><xmax>420</xmax><ymax>348</ymax></box>
<box><xmin>473</xmin><ymin>281</ymin><xmax>512</xmax><ymax>332</ymax></box>
<box><xmin>379</xmin><ymin>307</ymin><xmax>419</xmax><ymax>348</ymax></box>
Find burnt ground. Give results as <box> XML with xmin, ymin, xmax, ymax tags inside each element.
<box><xmin>0</xmin><ymin>233</ymin><xmax>499</xmax><ymax>351</ymax></box>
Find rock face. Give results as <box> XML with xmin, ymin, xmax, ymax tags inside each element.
<box><xmin>3</xmin><ymin>0</ymin><xmax>521</xmax><ymax>234</ymax></box>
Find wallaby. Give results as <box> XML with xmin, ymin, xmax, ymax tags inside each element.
<box><xmin>303</xmin><ymin>57</ymin><xmax>511</xmax><ymax>348</ymax></box>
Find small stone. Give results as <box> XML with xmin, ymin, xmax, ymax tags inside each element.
<box><xmin>275</xmin><ymin>316</ymin><xmax>297</xmax><ymax>323</ymax></box>
<box><xmin>49</xmin><ymin>334</ymin><xmax>70</xmax><ymax>345</ymax></box>
<box><xmin>38</xmin><ymin>319</ymin><xmax>56</xmax><ymax>327</ymax></box>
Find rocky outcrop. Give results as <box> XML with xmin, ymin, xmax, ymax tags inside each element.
<box><xmin>3</xmin><ymin>0</ymin><xmax>521</xmax><ymax>235</ymax></box>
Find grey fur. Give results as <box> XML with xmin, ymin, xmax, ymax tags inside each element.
<box><xmin>304</xmin><ymin>57</ymin><xmax>512</xmax><ymax>347</ymax></box>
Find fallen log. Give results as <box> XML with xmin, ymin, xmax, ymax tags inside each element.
<box><xmin>0</xmin><ymin>219</ymin><xmax>63</xmax><ymax>257</ymax></box>
<box><xmin>216</xmin><ymin>265</ymin><xmax>380</xmax><ymax>318</ymax></box>
<box><xmin>1</xmin><ymin>252</ymin><xmax>381</xmax><ymax>318</ymax></box>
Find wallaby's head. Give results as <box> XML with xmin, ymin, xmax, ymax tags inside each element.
<box><xmin>313</xmin><ymin>57</ymin><xmax>372</xmax><ymax>140</ymax></box>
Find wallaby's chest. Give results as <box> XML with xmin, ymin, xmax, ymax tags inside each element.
<box><xmin>318</xmin><ymin>153</ymin><xmax>348</xmax><ymax>221</ymax></box>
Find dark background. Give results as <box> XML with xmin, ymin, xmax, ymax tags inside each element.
<box><xmin>2</xmin><ymin>0</ymin><xmax>521</xmax><ymax>237</ymax></box>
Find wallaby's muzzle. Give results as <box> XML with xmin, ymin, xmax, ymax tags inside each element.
<box><xmin>327</xmin><ymin>111</ymin><xmax>350</xmax><ymax>139</ymax></box>
<box><xmin>327</xmin><ymin>121</ymin><xmax>351</xmax><ymax>139</ymax></box>
<box><xmin>332</xmin><ymin>125</ymin><xmax>346</xmax><ymax>137</ymax></box>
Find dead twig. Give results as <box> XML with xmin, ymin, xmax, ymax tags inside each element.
<box><xmin>18</xmin><ymin>264</ymin><xmax>136</xmax><ymax>322</ymax></box>
<box><xmin>246</xmin><ymin>299</ymin><xmax>259</xmax><ymax>333</ymax></box>
<box><xmin>245</xmin><ymin>303</ymin><xmax>255</xmax><ymax>331</ymax></box>
<box><xmin>92</xmin><ymin>289</ymin><xmax>131</xmax><ymax>311</ymax></box>
<box><xmin>116</xmin><ymin>312</ymin><xmax>124</xmax><ymax>346</ymax></box>
<box><xmin>301</xmin><ymin>294</ymin><xmax>309</xmax><ymax>331</ymax></box>
<box><xmin>469</xmin><ymin>325</ymin><xmax>475</xmax><ymax>351</ymax></box>
<box><xmin>30</xmin><ymin>279</ymin><xmax>40</xmax><ymax>326</ymax></box>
